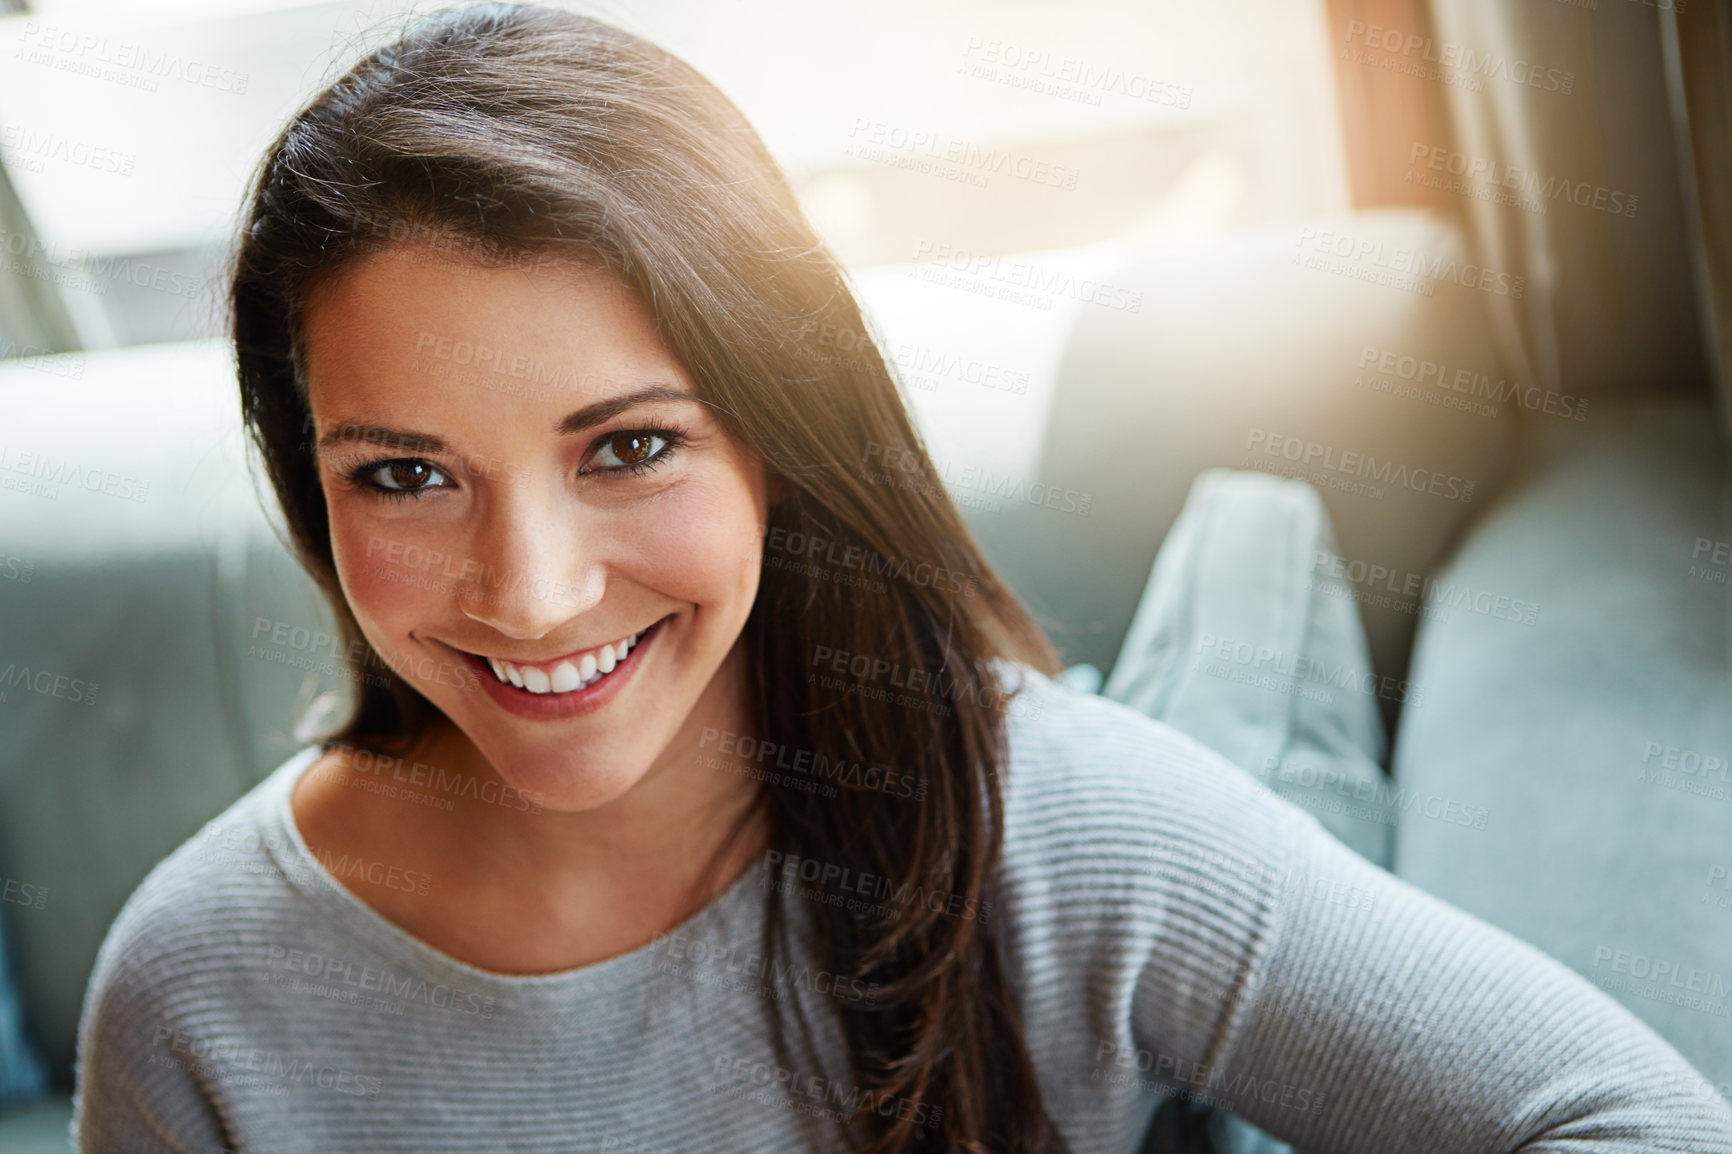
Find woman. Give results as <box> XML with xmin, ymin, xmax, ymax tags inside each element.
<box><xmin>72</xmin><ymin>4</ymin><xmax>1732</xmax><ymax>1152</ymax></box>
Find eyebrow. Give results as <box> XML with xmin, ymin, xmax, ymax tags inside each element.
<box><xmin>556</xmin><ymin>385</ymin><xmax>702</xmax><ymax>437</ymax></box>
<box><xmin>314</xmin><ymin>385</ymin><xmax>704</xmax><ymax>454</ymax></box>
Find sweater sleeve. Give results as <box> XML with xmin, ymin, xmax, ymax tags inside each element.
<box><xmin>72</xmin><ymin>927</ymin><xmax>235</xmax><ymax>1153</ymax></box>
<box><xmin>1133</xmin><ymin>799</ymin><xmax>1732</xmax><ymax>1152</ymax></box>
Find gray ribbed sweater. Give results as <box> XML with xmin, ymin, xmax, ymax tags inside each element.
<box><xmin>72</xmin><ymin>665</ymin><xmax>1732</xmax><ymax>1152</ymax></box>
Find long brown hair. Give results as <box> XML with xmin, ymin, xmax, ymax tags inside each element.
<box><xmin>230</xmin><ymin>4</ymin><xmax>1068</xmax><ymax>1150</ymax></box>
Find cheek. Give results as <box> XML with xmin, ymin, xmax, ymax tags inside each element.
<box><xmin>630</xmin><ymin>480</ymin><xmax>763</xmax><ymax>611</ymax></box>
<box><xmin>327</xmin><ymin>512</ymin><xmax>446</xmax><ymax>644</ymax></box>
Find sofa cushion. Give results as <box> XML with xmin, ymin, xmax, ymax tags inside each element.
<box><xmin>1101</xmin><ymin>469</ymin><xmax>1392</xmax><ymax>866</ymax></box>
<box><xmin>0</xmin><ymin>911</ymin><xmax>46</xmax><ymax>1106</ymax></box>
<box><xmin>0</xmin><ymin>1095</ymin><xmax>71</xmax><ymax>1154</ymax></box>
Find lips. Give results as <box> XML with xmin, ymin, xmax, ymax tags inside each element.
<box><xmin>449</xmin><ymin>614</ymin><xmax>672</xmax><ymax>721</ymax></box>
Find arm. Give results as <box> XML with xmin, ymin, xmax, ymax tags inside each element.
<box><xmin>72</xmin><ymin>947</ymin><xmax>235</xmax><ymax>1154</ymax></box>
<box><xmin>1135</xmin><ymin>803</ymin><xmax>1732</xmax><ymax>1152</ymax></box>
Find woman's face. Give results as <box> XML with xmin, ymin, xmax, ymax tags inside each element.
<box><xmin>300</xmin><ymin>244</ymin><xmax>772</xmax><ymax>812</ymax></box>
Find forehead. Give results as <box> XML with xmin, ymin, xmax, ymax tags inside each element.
<box><xmin>299</xmin><ymin>243</ymin><xmax>691</xmax><ymax>417</ymax></box>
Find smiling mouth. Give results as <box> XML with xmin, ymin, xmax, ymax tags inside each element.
<box><xmin>472</xmin><ymin>624</ymin><xmax>654</xmax><ymax>696</ymax></box>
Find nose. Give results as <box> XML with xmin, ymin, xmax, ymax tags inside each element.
<box><xmin>455</xmin><ymin>484</ymin><xmax>604</xmax><ymax>640</ymax></box>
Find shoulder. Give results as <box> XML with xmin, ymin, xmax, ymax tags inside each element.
<box><xmin>991</xmin><ymin>662</ymin><xmax>1310</xmax><ymax>939</ymax></box>
<box><xmin>997</xmin><ymin>661</ymin><xmax>1299</xmax><ymax>845</ymax></box>
<box><xmin>79</xmin><ymin>750</ymin><xmax>321</xmax><ymax>1037</ymax></box>
<box><xmin>70</xmin><ymin>754</ymin><xmax>323</xmax><ymax>1151</ymax></box>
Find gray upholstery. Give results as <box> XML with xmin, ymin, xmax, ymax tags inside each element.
<box><xmin>1392</xmin><ymin>399</ymin><xmax>1732</xmax><ymax>1092</ymax></box>
<box><xmin>0</xmin><ymin>1098</ymin><xmax>73</xmax><ymax>1154</ymax></box>
<box><xmin>0</xmin><ymin>343</ymin><xmax>338</xmax><ymax>1097</ymax></box>
<box><xmin>967</xmin><ymin>210</ymin><xmax>1512</xmax><ymax>726</ymax></box>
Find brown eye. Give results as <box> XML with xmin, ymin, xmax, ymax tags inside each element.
<box><xmin>586</xmin><ymin>429</ymin><xmax>674</xmax><ymax>474</ymax></box>
<box><xmin>608</xmin><ymin>432</ymin><xmax>655</xmax><ymax>465</ymax></box>
<box><xmin>367</xmin><ymin>459</ymin><xmax>448</xmax><ymax>493</ymax></box>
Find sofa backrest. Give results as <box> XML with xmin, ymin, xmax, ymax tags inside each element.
<box><xmin>971</xmin><ymin>210</ymin><xmax>1511</xmax><ymax>731</ymax></box>
<box><xmin>0</xmin><ymin>342</ymin><xmax>338</xmax><ymax>1083</ymax></box>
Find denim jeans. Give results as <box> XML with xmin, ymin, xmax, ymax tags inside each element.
<box><xmin>1066</xmin><ymin>467</ymin><xmax>1395</xmax><ymax>1154</ymax></box>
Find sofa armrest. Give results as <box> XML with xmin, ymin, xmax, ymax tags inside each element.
<box><xmin>1391</xmin><ymin>399</ymin><xmax>1732</xmax><ymax>1092</ymax></box>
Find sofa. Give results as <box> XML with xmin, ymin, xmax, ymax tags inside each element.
<box><xmin>4</xmin><ymin>4</ymin><xmax>1731</xmax><ymax>1147</ymax></box>
<box><xmin>2</xmin><ymin>191</ymin><xmax>1728</xmax><ymax>1149</ymax></box>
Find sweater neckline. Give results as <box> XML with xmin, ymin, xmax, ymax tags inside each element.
<box><xmin>257</xmin><ymin>744</ymin><xmax>771</xmax><ymax>1010</ymax></box>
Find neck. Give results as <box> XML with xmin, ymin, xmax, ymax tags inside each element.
<box><xmin>294</xmin><ymin>639</ymin><xmax>771</xmax><ymax>963</ymax></box>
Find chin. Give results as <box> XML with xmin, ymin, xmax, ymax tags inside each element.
<box><xmin>508</xmin><ymin>752</ymin><xmax>652</xmax><ymax>812</ymax></box>
<box><xmin>453</xmin><ymin>709</ymin><xmax>669</xmax><ymax>809</ymax></box>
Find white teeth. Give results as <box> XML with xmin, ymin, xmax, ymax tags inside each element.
<box><xmin>482</xmin><ymin>624</ymin><xmax>651</xmax><ymax>696</ymax></box>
